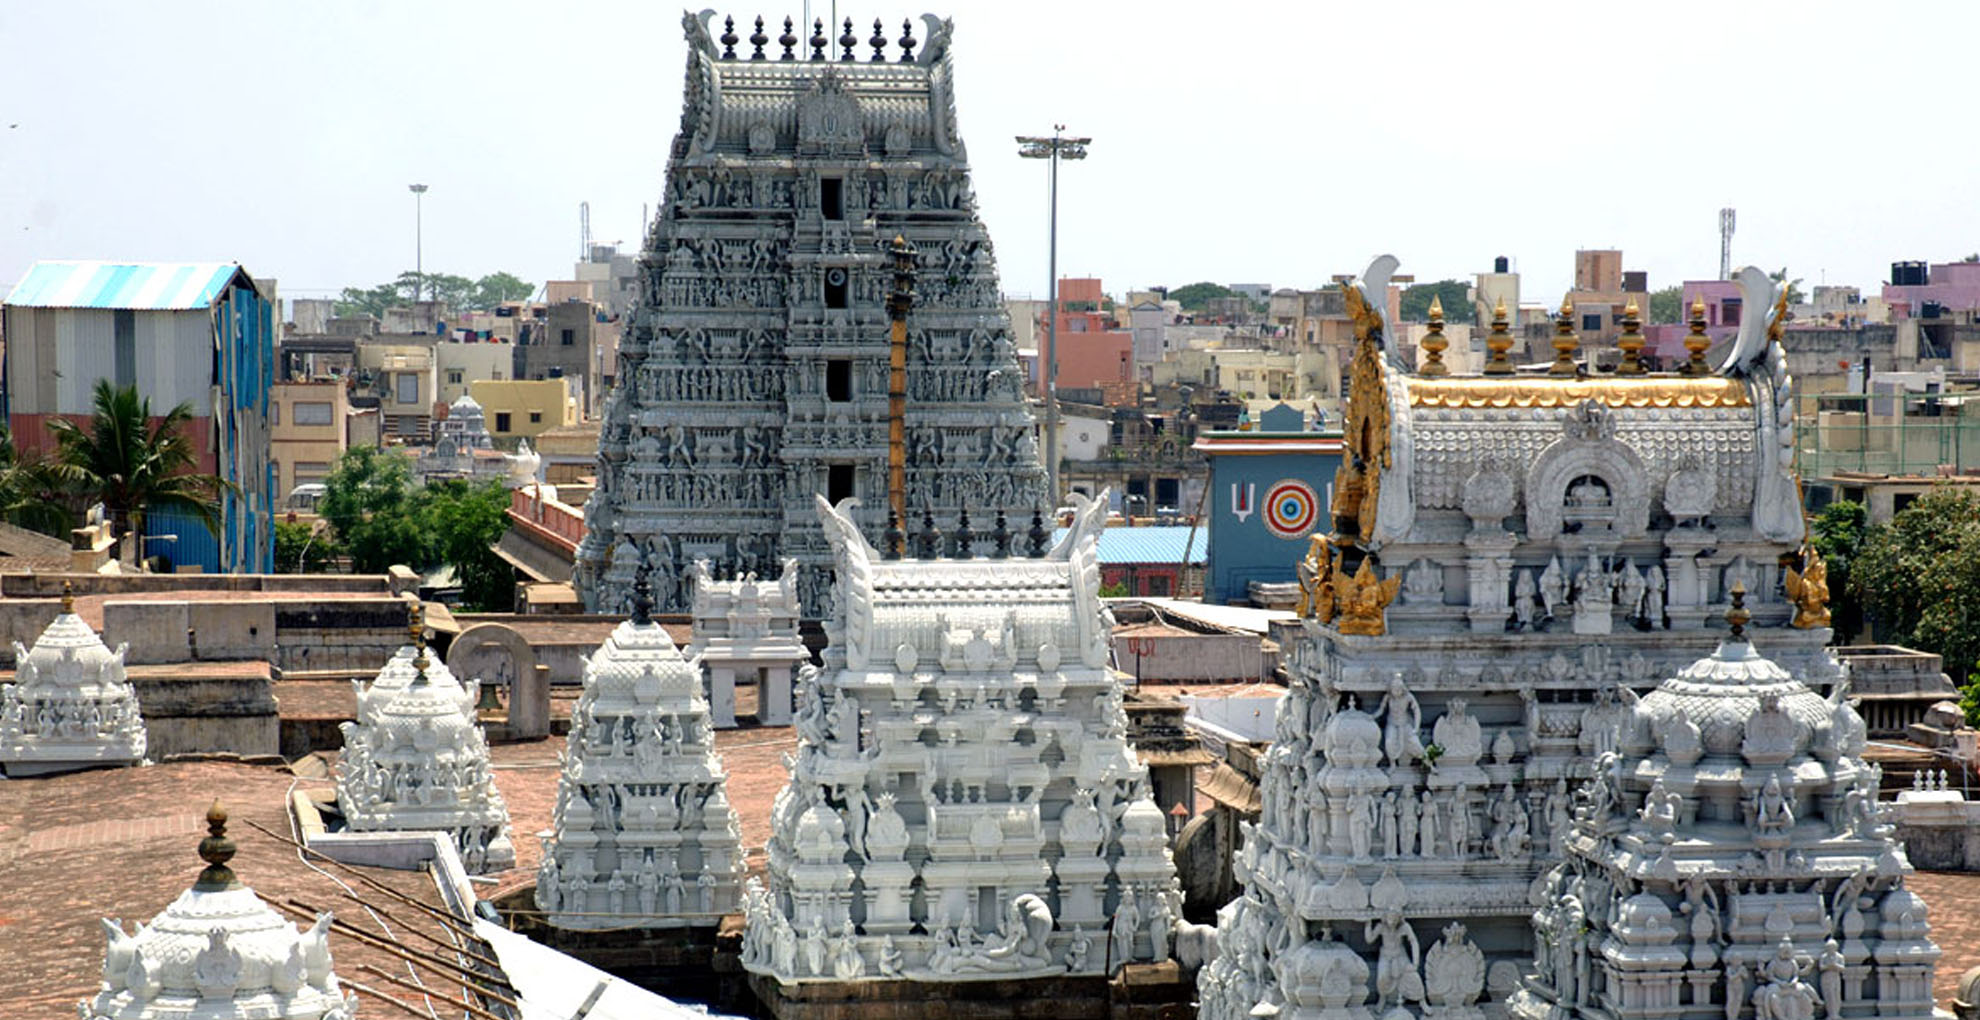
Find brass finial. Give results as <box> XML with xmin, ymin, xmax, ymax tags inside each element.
<box><xmin>412</xmin><ymin>648</ymin><xmax>432</xmax><ymax>686</ymax></box>
<box><xmin>1418</xmin><ymin>295</ymin><xmax>1449</xmax><ymax>377</ymax></box>
<box><xmin>61</xmin><ymin>579</ymin><xmax>74</xmax><ymax>615</ymax></box>
<box><xmin>193</xmin><ymin>799</ymin><xmax>241</xmax><ymax>891</ymax></box>
<box><xmin>1682</xmin><ymin>294</ymin><xmax>1711</xmax><ymax>376</ymax></box>
<box><xmin>1616</xmin><ymin>298</ymin><xmax>1645</xmax><ymax>375</ymax></box>
<box><xmin>1483</xmin><ymin>296</ymin><xmax>1514</xmax><ymax>376</ymax></box>
<box><xmin>1548</xmin><ymin>297</ymin><xmax>1580</xmax><ymax>376</ymax></box>
<box><xmin>1726</xmin><ymin>580</ymin><xmax>1751</xmax><ymax>640</ymax></box>
<box><xmin>407</xmin><ymin>601</ymin><xmax>425</xmax><ymax>647</ymax></box>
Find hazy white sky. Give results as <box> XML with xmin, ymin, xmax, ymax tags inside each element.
<box><xmin>3</xmin><ymin>1</ymin><xmax>1977</xmax><ymax>309</ymax></box>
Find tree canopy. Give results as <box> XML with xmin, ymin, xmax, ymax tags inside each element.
<box><xmin>1398</xmin><ymin>280</ymin><xmax>1475</xmax><ymax>324</ymax></box>
<box><xmin>317</xmin><ymin>446</ymin><xmax>516</xmax><ymax>610</ymax></box>
<box><xmin>1808</xmin><ymin>500</ymin><xmax>1866</xmax><ymax>643</ymax></box>
<box><xmin>1847</xmin><ymin>487</ymin><xmax>1980</xmax><ymax>718</ymax></box>
<box><xmin>1647</xmin><ymin>285</ymin><xmax>1684</xmax><ymax>325</ymax></box>
<box><xmin>46</xmin><ymin>381</ymin><xmax>229</xmax><ymax>544</ymax></box>
<box><xmin>1167</xmin><ymin>282</ymin><xmax>1236</xmax><ymax>312</ymax></box>
<box><xmin>334</xmin><ymin>270</ymin><xmax>537</xmax><ymax>319</ymax></box>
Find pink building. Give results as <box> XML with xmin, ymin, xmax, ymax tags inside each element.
<box><xmin>1037</xmin><ymin>277</ymin><xmax>1135</xmax><ymax>405</ymax></box>
<box><xmin>1883</xmin><ymin>261</ymin><xmax>1980</xmax><ymax>319</ymax></box>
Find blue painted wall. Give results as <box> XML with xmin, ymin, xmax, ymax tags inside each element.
<box><xmin>1201</xmin><ymin>433</ymin><xmax>1341</xmax><ymax>605</ymax></box>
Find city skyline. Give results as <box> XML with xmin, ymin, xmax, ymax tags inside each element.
<box><xmin>3</xmin><ymin>1</ymin><xmax>1976</xmax><ymax>308</ymax></box>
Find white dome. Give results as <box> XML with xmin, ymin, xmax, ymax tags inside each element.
<box><xmin>1</xmin><ymin>589</ymin><xmax>147</xmax><ymax>772</ymax></box>
<box><xmin>81</xmin><ymin>803</ymin><xmax>356</xmax><ymax>1020</ymax></box>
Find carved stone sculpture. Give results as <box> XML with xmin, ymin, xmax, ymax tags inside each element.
<box><xmin>0</xmin><ymin>586</ymin><xmax>146</xmax><ymax>777</ymax></box>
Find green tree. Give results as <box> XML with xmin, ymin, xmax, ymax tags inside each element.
<box><xmin>319</xmin><ymin>445</ymin><xmax>432</xmax><ymax>573</ymax></box>
<box><xmin>423</xmin><ymin>478</ymin><xmax>515</xmax><ymax>611</ymax></box>
<box><xmin>1168</xmin><ymin>282</ymin><xmax>1236</xmax><ymax>312</ymax></box>
<box><xmin>1647</xmin><ymin>285</ymin><xmax>1685</xmax><ymax>325</ymax></box>
<box><xmin>0</xmin><ymin>426</ymin><xmax>74</xmax><ymax>537</ymax></box>
<box><xmin>1769</xmin><ymin>267</ymin><xmax>1806</xmax><ymax>307</ymax></box>
<box><xmin>273</xmin><ymin>517</ymin><xmax>338</xmax><ymax>573</ymax></box>
<box><xmin>1398</xmin><ymin>280</ymin><xmax>1476</xmax><ymax>324</ymax></box>
<box><xmin>1808</xmin><ymin>500</ymin><xmax>1866</xmax><ymax>642</ymax></box>
<box><xmin>472</xmin><ymin>272</ymin><xmax>535</xmax><ymax>308</ymax></box>
<box><xmin>1850</xmin><ymin>488</ymin><xmax>1980</xmax><ymax>709</ymax></box>
<box><xmin>46</xmin><ymin>381</ymin><xmax>229</xmax><ymax>546</ymax></box>
<box><xmin>333</xmin><ymin>282</ymin><xmax>401</xmax><ymax>320</ymax></box>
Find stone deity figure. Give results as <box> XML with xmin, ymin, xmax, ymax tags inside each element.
<box><xmin>1114</xmin><ymin>887</ymin><xmax>1143</xmax><ymax>963</ymax></box>
<box><xmin>1514</xmin><ymin>570</ymin><xmax>1539</xmax><ymax>629</ymax></box>
<box><xmin>1378</xmin><ymin>672</ymin><xmax>1424</xmax><ymax>766</ymax></box>
<box><xmin>1817</xmin><ymin>939</ymin><xmax>1844</xmax><ymax>1020</ymax></box>
<box><xmin>803</xmin><ymin>915</ymin><xmax>829</xmax><ymax>976</ymax></box>
<box><xmin>1347</xmin><ymin>790</ymin><xmax>1375</xmax><ymax>860</ymax></box>
<box><xmin>1419</xmin><ymin>790</ymin><xmax>1440</xmax><ymax>859</ymax></box>
<box><xmin>1726</xmin><ymin>958</ymin><xmax>1749</xmax><ymax>1020</ymax></box>
<box><xmin>1432</xmin><ymin>699</ymin><xmax>1484</xmax><ymax>765</ymax></box>
<box><xmin>1367</xmin><ymin>910</ymin><xmax>1425</xmax><ymax>1007</ymax></box>
<box><xmin>1066</xmin><ymin>927</ymin><xmax>1091</xmax><ymax>972</ymax></box>
<box><xmin>1380</xmin><ymin>791</ymin><xmax>1401</xmax><ymax>858</ymax></box>
<box><xmin>1556</xmin><ymin>895</ymin><xmax>1587</xmax><ymax>1006</ymax></box>
<box><xmin>1754</xmin><ymin>775</ymin><xmax>1795</xmax><ymax>836</ymax></box>
<box><xmin>1397</xmin><ymin>790</ymin><xmax>1420</xmax><ymax>858</ymax></box>
<box><xmin>1539</xmin><ymin>557</ymin><xmax>1566</xmax><ymax>619</ymax></box>
<box><xmin>1620</xmin><ymin>561</ymin><xmax>1647</xmax><ymax>622</ymax></box>
<box><xmin>1449</xmin><ymin>785</ymin><xmax>1471</xmax><ymax>860</ymax></box>
<box><xmin>1755</xmin><ymin>938</ymin><xmax>1818</xmax><ymax>1020</ymax></box>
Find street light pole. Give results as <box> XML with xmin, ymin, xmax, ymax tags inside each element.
<box><xmin>1017</xmin><ymin>127</ymin><xmax>1089</xmax><ymax>509</ymax></box>
<box><xmin>409</xmin><ymin>183</ymin><xmax>429</xmax><ymax>304</ymax></box>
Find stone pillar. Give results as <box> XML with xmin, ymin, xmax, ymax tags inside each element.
<box><xmin>760</xmin><ymin>664</ymin><xmax>794</xmax><ymax>726</ymax></box>
<box><xmin>509</xmin><ymin>664</ymin><xmax>551</xmax><ymax>739</ymax></box>
<box><xmin>707</xmin><ymin>665</ymin><xmax>738</xmax><ymax>730</ymax></box>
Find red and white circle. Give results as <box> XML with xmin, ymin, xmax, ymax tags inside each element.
<box><xmin>1263</xmin><ymin>479</ymin><xmax>1319</xmax><ymax>539</ymax></box>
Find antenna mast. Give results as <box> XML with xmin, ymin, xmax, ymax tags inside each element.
<box><xmin>580</xmin><ymin>201</ymin><xmax>592</xmax><ymax>262</ymax></box>
<box><xmin>1718</xmin><ymin>207</ymin><xmax>1736</xmax><ymax>281</ymax></box>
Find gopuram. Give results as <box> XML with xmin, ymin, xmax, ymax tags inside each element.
<box><xmin>742</xmin><ymin>494</ymin><xmax>1182</xmax><ymax>1002</ymax></box>
<box><xmin>536</xmin><ymin>568</ymin><xmax>746</xmax><ymax>929</ymax></box>
<box><xmin>1200</xmin><ymin>262</ymin><xmax>1846</xmax><ymax>1019</ymax></box>
<box><xmin>685</xmin><ymin>555</ymin><xmax>808</xmax><ymax>728</ymax></box>
<box><xmin>0</xmin><ymin>583</ymin><xmax>146</xmax><ymax>777</ymax></box>
<box><xmin>1508</xmin><ymin>590</ymin><xmax>1940</xmax><ymax>1020</ymax></box>
<box><xmin>81</xmin><ymin>802</ymin><xmax>357</xmax><ymax>1020</ymax></box>
<box><xmin>336</xmin><ymin>639</ymin><xmax>515</xmax><ymax>872</ymax></box>
<box><xmin>575</xmin><ymin>11</ymin><xmax>1048</xmax><ymax>617</ymax></box>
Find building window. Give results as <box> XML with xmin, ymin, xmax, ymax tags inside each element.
<box><xmin>268</xmin><ymin>402</ymin><xmax>280</xmax><ymax>426</ymax></box>
<box><xmin>294</xmin><ymin>402</ymin><xmax>333</xmax><ymax>426</ymax></box>
<box><xmin>293</xmin><ymin>461</ymin><xmax>330</xmax><ymax>481</ymax></box>
<box><xmin>495</xmin><ymin>412</ymin><xmax>512</xmax><ymax>433</ymax></box>
<box><xmin>824</xmin><ymin>267</ymin><xmax>849</xmax><ymax>309</ymax></box>
<box><xmin>1144</xmin><ymin>574</ymin><xmax>1172</xmax><ymax>597</ymax></box>
<box><xmin>529</xmin><ymin>411</ymin><xmax>542</xmax><ymax>424</ymax></box>
<box><xmin>821</xmin><ymin>177</ymin><xmax>844</xmax><ymax>220</ymax></box>
<box><xmin>1581</xmin><ymin>313</ymin><xmax>1602</xmax><ymax>332</ymax></box>
<box><xmin>560</xmin><ymin>328</ymin><xmax>575</xmax><ymax>346</ymax></box>
<box><xmin>447</xmin><ymin>369</ymin><xmax>463</xmax><ymax>385</ymax></box>
<box><xmin>827</xmin><ymin>463</ymin><xmax>854</xmax><ymax>503</ymax></box>
<box><xmin>826</xmin><ymin>359</ymin><xmax>853</xmax><ymax>402</ymax></box>
<box><xmin>113</xmin><ymin>310</ymin><xmax>136</xmax><ymax>388</ymax></box>
<box><xmin>395</xmin><ymin>373</ymin><xmax>419</xmax><ymax>406</ymax></box>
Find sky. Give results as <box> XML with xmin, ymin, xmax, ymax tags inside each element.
<box><xmin>3</xmin><ymin>0</ymin><xmax>1978</xmax><ymax>310</ymax></box>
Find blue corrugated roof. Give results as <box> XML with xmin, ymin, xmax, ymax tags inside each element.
<box><xmin>1052</xmin><ymin>525</ymin><xmax>1205</xmax><ymax>565</ymax></box>
<box><xmin>3</xmin><ymin>260</ymin><xmax>249</xmax><ymax>310</ymax></box>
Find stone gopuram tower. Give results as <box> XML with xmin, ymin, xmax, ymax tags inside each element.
<box><xmin>1200</xmin><ymin>263</ymin><xmax>1846</xmax><ymax>1019</ymax></box>
<box><xmin>576</xmin><ymin>12</ymin><xmax>1048</xmax><ymax>617</ymax></box>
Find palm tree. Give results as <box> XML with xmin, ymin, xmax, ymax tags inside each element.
<box><xmin>46</xmin><ymin>380</ymin><xmax>231</xmax><ymax>545</ymax></box>
<box><xmin>0</xmin><ymin>426</ymin><xmax>73</xmax><ymax>537</ymax></box>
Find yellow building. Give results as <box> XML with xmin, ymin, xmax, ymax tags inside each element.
<box><xmin>469</xmin><ymin>378</ymin><xmax>576</xmax><ymax>445</ymax></box>
<box><xmin>269</xmin><ymin>380</ymin><xmax>350</xmax><ymax>504</ymax></box>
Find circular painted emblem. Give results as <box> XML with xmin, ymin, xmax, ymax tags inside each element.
<box><xmin>1263</xmin><ymin>479</ymin><xmax>1320</xmax><ymax>539</ymax></box>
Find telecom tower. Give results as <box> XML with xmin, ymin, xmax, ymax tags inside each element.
<box><xmin>1719</xmin><ymin>207</ymin><xmax>1736</xmax><ymax>280</ymax></box>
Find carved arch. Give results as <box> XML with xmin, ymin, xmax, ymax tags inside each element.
<box><xmin>1524</xmin><ymin>437</ymin><xmax>1650</xmax><ymax>540</ymax></box>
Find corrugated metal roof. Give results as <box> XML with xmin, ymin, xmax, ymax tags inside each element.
<box><xmin>3</xmin><ymin>260</ymin><xmax>249</xmax><ymax>310</ymax></box>
<box><xmin>1053</xmin><ymin>525</ymin><xmax>1205</xmax><ymax>565</ymax></box>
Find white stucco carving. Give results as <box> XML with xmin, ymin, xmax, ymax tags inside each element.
<box><xmin>0</xmin><ymin>587</ymin><xmax>146</xmax><ymax>777</ymax></box>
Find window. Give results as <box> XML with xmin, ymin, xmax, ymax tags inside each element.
<box><xmin>827</xmin><ymin>463</ymin><xmax>854</xmax><ymax>503</ymax></box>
<box><xmin>821</xmin><ymin>177</ymin><xmax>844</xmax><ymax>220</ymax></box>
<box><xmin>395</xmin><ymin>372</ymin><xmax>419</xmax><ymax>405</ymax></box>
<box><xmin>1143</xmin><ymin>574</ymin><xmax>1172</xmax><ymax>597</ymax></box>
<box><xmin>447</xmin><ymin>369</ymin><xmax>463</xmax><ymax>385</ymax></box>
<box><xmin>113</xmin><ymin>310</ymin><xmax>136</xmax><ymax>388</ymax></box>
<box><xmin>824</xmin><ymin>267</ymin><xmax>849</xmax><ymax>309</ymax></box>
<box><xmin>494</xmin><ymin>412</ymin><xmax>513</xmax><ymax>433</ymax></box>
<box><xmin>268</xmin><ymin>402</ymin><xmax>280</xmax><ymax>426</ymax></box>
<box><xmin>560</xmin><ymin>328</ymin><xmax>575</xmax><ymax>346</ymax></box>
<box><xmin>293</xmin><ymin>461</ymin><xmax>330</xmax><ymax>481</ymax></box>
<box><xmin>826</xmin><ymin>359</ymin><xmax>853</xmax><ymax>402</ymax></box>
<box><xmin>294</xmin><ymin>402</ymin><xmax>334</xmax><ymax>426</ymax></box>
<box><xmin>1581</xmin><ymin>313</ymin><xmax>1603</xmax><ymax>332</ymax></box>
<box><xmin>529</xmin><ymin>411</ymin><xmax>542</xmax><ymax>424</ymax></box>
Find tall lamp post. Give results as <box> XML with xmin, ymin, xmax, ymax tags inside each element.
<box><xmin>1017</xmin><ymin>127</ymin><xmax>1089</xmax><ymax>508</ymax></box>
<box><xmin>408</xmin><ymin>183</ymin><xmax>429</xmax><ymax>304</ymax></box>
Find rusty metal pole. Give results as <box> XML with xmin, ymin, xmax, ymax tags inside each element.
<box><xmin>886</xmin><ymin>235</ymin><xmax>917</xmax><ymax>553</ymax></box>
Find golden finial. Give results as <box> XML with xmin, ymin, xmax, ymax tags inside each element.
<box><xmin>193</xmin><ymin>799</ymin><xmax>241</xmax><ymax>891</ymax></box>
<box><xmin>1726</xmin><ymin>580</ymin><xmax>1751</xmax><ymax>640</ymax></box>
<box><xmin>61</xmin><ymin>578</ymin><xmax>74</xmax><ymax>615</ymax></box>
<box><xmin>1418</xmin><ymin>295</ymin><xmax>1449</xmax><ymax>377</ymax></box>
<box><xmin>1682</xmin><ymin>294</ymin><xmax>1711</xmax><ymax>376</ymax></box>
<box><xmin>407</xmin><ymin>600</ymin><xmax>425</xmax><ymax>648</ymax></box>
<box><xmin>1483</xmin><ymin>296</ymin><xmax>1514</xmax><ymax>376</ymax></box>
<box><xmin>1548</xmin><ymin>297</ymin><xmax>1579</xmax><ymax>376</ymax></box>
<box><xmin>412</xmin><ymin>648</ymin><xmax>432</xmax><ymax>685</ymax></box>
<box><xmin>1616</xmin><ymin>297</ymin><xmax>1645</xmax><ymax>375</ymax></box>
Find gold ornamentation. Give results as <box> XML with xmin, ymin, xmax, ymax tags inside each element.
<box><xmin>1296</xmin><ymin>534</ymin><xmax>1336</xmax><ymax>620</ymax></box>
<box><xmin>1548</xmin><ymin>297</ymin><xmax>1579</xmax><ymax>376</ymax></box>
<box><xmin>1682</xmin><ymin>294</ymin><xmax>1711</xmax><ymax>376</ymax></box>
<box><xmin>1483</xmin><ymin>297</ymin><xmax>1513</xmax><ymax>376</ymax></box>
<box><xmin>1333</xmin><ymin>557</ymin><xmax>1401</xmax><ymax>636</ymax></box>
<box><xmin>1407</xmin><ymin>376</ymin><xmax>1750</xmax><ymax>409</ymax></box>
<box><xmin>1784</xmin><ymin>545</ymin><xmax>1831</xmax><ymax>629</ymax></box>
<box><xmin>1418</xmin><ymin>295</ymin><xmax>1449</xmax><ymax>377</ymax></box>
<box><xmin>1617</xmin><ymin>298</ymin><xmax>1645</xmax><ymax>375</ymax></box>
<box><xmin>1333</xmin><ymin>284</ymin><xmax>1391</xmax><ymax>542</ymax></box>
